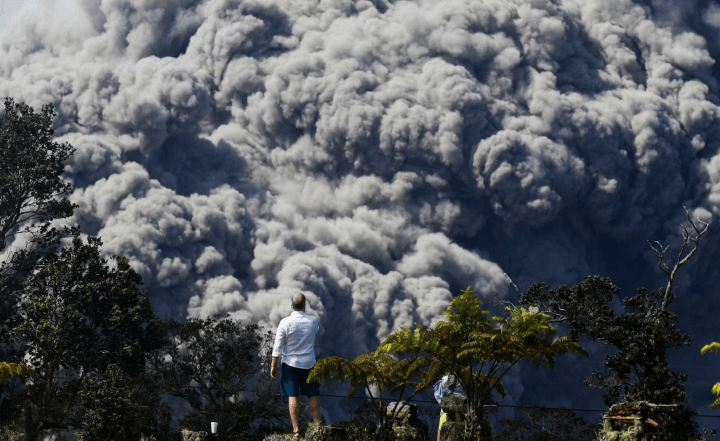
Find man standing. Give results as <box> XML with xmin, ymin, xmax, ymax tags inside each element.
<box><xmin>271</xmin><ymin>293</ymin><xmax>321</xmax><ymax>437</ymax></box>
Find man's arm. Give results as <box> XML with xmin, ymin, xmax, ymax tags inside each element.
<box><xmin>271</xmin><ymin>321</ymin><xmax>285</xmax><ymax>378</ymax></box>
<box><xmin>271</xmin><ymin>356</ymin><xmax>279</xmax><ymax>378</ymax></box>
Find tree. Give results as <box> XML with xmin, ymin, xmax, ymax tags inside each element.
<box><xmin>700</xmin><ymin>342</ymin><xmax>720</xmax><ymax>409</ymax></box>
<box><xmin>647</xmin><ymin>206</ymin><xmax>709</xmax><ymax>311</ymax></box>
<box><xmin>11</xmin><ymin>235</ymin><xmax>161</xmax><ymax>440</ymax></box>
<box><xmin>0</xmin><ymin>97</ymin><xmax>76</xmax><ymax>251</ymax></box>
<box><xmin>76</xmin><ymin>365</ymin><xmax>145</xmax><ymax>441</ymax></box>
<box><xmin>309</xmin><ymin>352</ymin><xmax>435</xmax><ymax>439</ymax></box>
<box><xmin>0</xmin><ymin>222</ymin><xmax>78</xmax><ymax>364</ymax></box>
<box><xmin>521</xmin><ymin>278</ymin><xmax>699</xmax><ymax>439</ymax></box>
<box><xmin>152</xmin><ymin>315</ymin><xmax>285</xmax><ymax>438</ymax></box>
<box><xmin>518</xmin><ymin>208</ymin><xmax>710</xmax><ymax>440</ymax></box>
<box><xmin>376</xmin><ymin>287</ymin><xmax>587</xmax><ymax>440</ymax></box>
<box><xmin>0</xmin><ymin>96</ymin><xmax>78</xmax><ymax>364</ymax></box>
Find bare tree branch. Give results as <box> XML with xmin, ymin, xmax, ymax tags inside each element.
<box><xmin>504</xmin><ymin>273</ymin><xmax>520</xmax><ymax>297</ymax></box>
<box><xmin>648</xmin><ymin>205</ymin><xmax>710</xmax><ymax>310</ymax></box>
<box><xmin>492</xmin><ymin>273</ymin><xmax>520</xmax><ymax>309</ymax></box>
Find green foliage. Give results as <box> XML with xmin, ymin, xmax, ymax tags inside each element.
<box><xmin>0</xmin><ymin>97</ymin><xmax>76</xmax><ymax>251</ymax></box>
<box><xmin>154</xmin><ymin>315</ymin><xmax>284</xmax><ymax>437</ymax></box>
<box><xmin>309</xmin><ymin>352</ymin><xmax>434</xmax><ymax>436</ymax></box>
<box><xmin>701</xmin><ymin>343</ymin><xmax>720</xmax><ymax>355</ymax></box>
<box><xmin>14</xmin><ymin>235</ymin><xmax>161</xmax><ymax>377</ymax></box>
<box><xmin>701</xmin><ymin>342</ymin><xmax>720</xmax><ymax>409</ymax></box>
<box><xmin>310</xmin><ymin>353</ymin><xmax>434</xmax><ymax>398</ymax></box>
<box><xmin>377</xmin><ymin>286</ymin><xmax>587</xmax><ymax>437</ymax></box>
<box><xmin>0</xmin><ymin>362</ymin><xmax>36</xmax><ymax>383</ymax></box>
<box><xmin>0</xmin><ymin>96</ymin><xmax>78</xmax><ymax>368</ymax></box>
<box><xmin>521</xmin><ymin>276</ymin><xmax>700</xmax><ymax>439</ymax></box>
<box><xmin>77</xmin><ymin>365</ymin><xmax>143</xmax><ymax>441</ymax></box>
<box><xmin>9</xmin><ymin>234</ymin><xmax>161</xmax><ymax>440</ymax></box>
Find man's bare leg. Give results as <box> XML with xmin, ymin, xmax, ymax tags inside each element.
<box><xmin>289</xmin><ymin>397</ymin><xmax>301</xmax><ymax>434</ymax></box>
<box><xmin>309</xmin><ymin>396</ymin><xmax>321</xmax><ymax>422</ymax></box>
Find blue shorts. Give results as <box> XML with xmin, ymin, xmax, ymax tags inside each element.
<box><xmin>280</xmin><ymin>363</ymin><xmax>320</xmax><ymax>398</ymax></box>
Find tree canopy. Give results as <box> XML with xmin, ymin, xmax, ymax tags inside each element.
<box><xmin>151</xmin><ymin>315</ymin><xmax>285</xmax><ymax>436</ymax></box>
<box><xmin>521</xmin><ymin>277</ymin><xmax>700</xmax><ymax>440</ymax></box>
<box><xmin>0</xmin><ymin>97</ymin><xmax>76</xmax><ymax>251</ymax></box>
<box><xmin>11</xmin><ymin>235</ymin><xmax>161</xmax><ymax>439</ymax></box>
<box><xmin>76</xmin><ymin>365</ymin><xmax>145</xmax><ymax>441</ymax></box>
<box><xmin>0</xmin><ymin>97</ymin><xmax>78</xmax><ymax>365</ymax></box>
<box><xmin>375</xmin><ymin>287</ymin><xmax>587</xmax><ymax>439</ymax></box>
<box><xmin>517</xmin><ymin>209</ymin><xmax>711</xmax><ymax>440</ymax></box>
<box><xmin>0</xmin><ymin>97</ymin><xmax>288</xmax><ymax>440</ymax></box>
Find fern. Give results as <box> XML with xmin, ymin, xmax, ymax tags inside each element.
<box><xmin>309</xmin><ymin>351</ymin><xmax>435</xmax><ymax>434</ymax></box>
<box><xmin>701</xmin><ymin>342</ymin><xmax>720</xmax><ymax>408</ymax></box>
<box><xmin>377</xmin><ymin>287</ymin><xmax>587</xmax><ymax>439</ymax></box>
<box><xmin>312</xmin><ymin>287</ymin><xmax>588</xmax><ymax>439</ymax></box>
<box><xmin>701</xmin><ymin>342</ymin><xmax>720</xmax><ymax>355</ymax></box>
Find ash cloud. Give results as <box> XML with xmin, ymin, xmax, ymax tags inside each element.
<box><xmin>3</xmin><ymin>0</ymin><xmax>720</xmax><ymax>418</ymax></box>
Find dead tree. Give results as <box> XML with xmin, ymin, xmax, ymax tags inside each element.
<box><xmin>647</xmin><ymin>205</ymin><xmax>710</xmax><ymax>311</ymax></box>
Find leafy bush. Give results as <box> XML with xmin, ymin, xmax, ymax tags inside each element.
<box><xmin>77</xmin><ymin>365</ymin><xmax>143</xmax><ymax>441</ymax></box>
<box><xmin>152</xmin><ymin>315</ymin><xmax>285</xmax><ymax>439</ymax></box>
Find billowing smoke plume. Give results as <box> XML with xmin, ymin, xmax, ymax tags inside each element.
<box><xmin>3</xmin><ymin>0</ymin><xmax>720</xmax><ymax>419</ymax></box>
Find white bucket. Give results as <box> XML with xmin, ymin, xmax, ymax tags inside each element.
<box><xmin>211</xmin><ymin>422</ymin><xmax>218</xmax><ymax>434</ymax></box>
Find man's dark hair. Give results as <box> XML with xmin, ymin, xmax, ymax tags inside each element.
<box><xmin>291</xmin><ymin>293</ymin><xmax>306</xmax><ymax>311</ymax></box>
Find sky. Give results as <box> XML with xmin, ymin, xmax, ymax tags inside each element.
<box><xmin>1</xmin><ymin>0</ymin><xmax>720</xmax><ymax>428</ymax></box>
<box><xmin>0</xmin><ymin>0</ymin><xmax>26</xmax><ymax>40</ymax></box>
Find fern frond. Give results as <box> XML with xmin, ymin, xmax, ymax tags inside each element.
<box><xmin>701</xmin><ymin>342</ymin><xmax>720</xmax><ymax>355</ymax></box>
<box><xmin>472</xmin><ymin>371</ymin><xmax>505</xmax><ymax>398</ymax></box>
<box><xmin>711</xmin><ymin>397</ymin><xmax>720</xmax><ymax>410</ymax></box>
<box><xmin>711</xmin><ymin>382</ymin><xmax>720</xmax><ymax>397</ymax></box>
<box><xmin>308</xmin><ymin>356</ymin><xmax>351</xmax><ymax>384</ymax></box>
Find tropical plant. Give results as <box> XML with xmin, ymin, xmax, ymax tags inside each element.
<box><xmin>309</xmin><ymin>351</ymin><xmax>435</xmax><ymax>439</ymax></box>
<box><xmin>376</xmin><ymin>287</ymin><xmax>588</xmax><ymax>440</ymax></box>
<box><xmin>701</xmin><ymin>342</ymin><xmax>720</xmax><ymax>409</ymax></box>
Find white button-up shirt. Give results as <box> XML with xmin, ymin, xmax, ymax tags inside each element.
<box><xmin>272</xmin><ymin>310</ymin><xmax>320</xmax><ymax>369</ymax></box>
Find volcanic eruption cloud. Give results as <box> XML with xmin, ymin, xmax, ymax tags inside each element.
<box><xmin>3</xmin><ymin>0</ymin><xmax>720</xmax><ymax>414</ymax></box>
